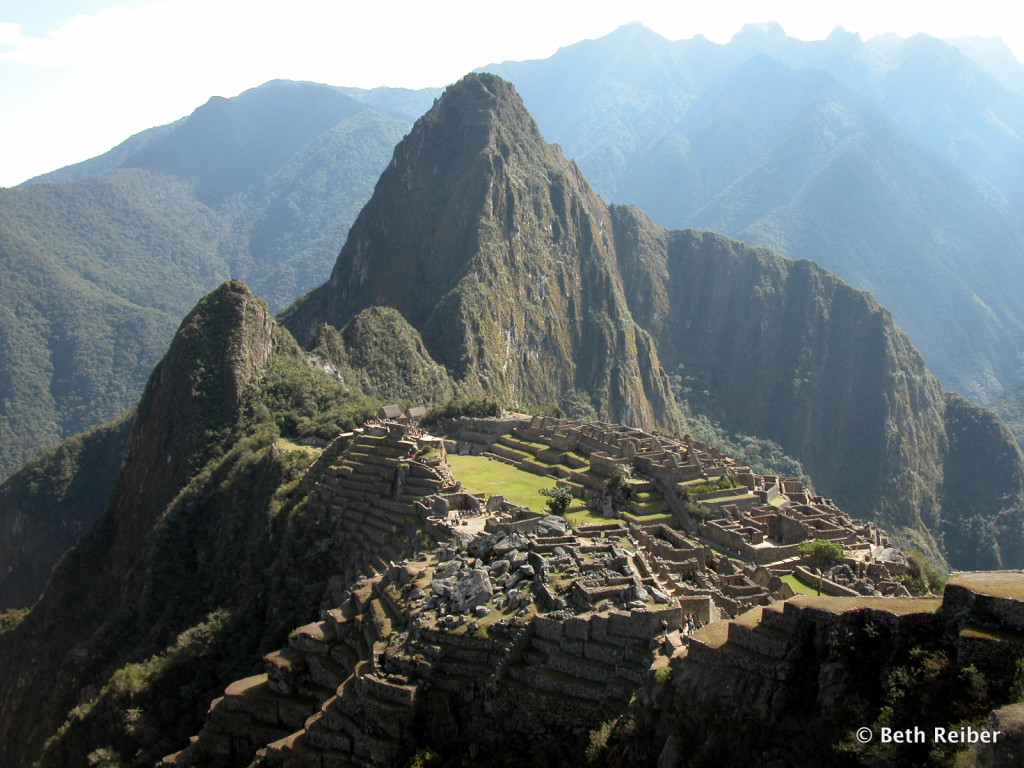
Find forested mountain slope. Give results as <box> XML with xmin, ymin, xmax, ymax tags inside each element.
<box><xmin>483</xmin><ymin>23</ymin><xmax>1024</xmax><ymax>409</ymax></box>
<box><xmin>0</xmin><ymin>81</ymin><xmax>412</xmax><ymax>479</ymax></box>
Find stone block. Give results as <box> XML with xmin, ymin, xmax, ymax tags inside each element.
<box><xmin>559</xmin><ymin>638</ymin><xmax>583</xmax><ymax>655</ymax></box>
<box><xmin>564</xmin><ymin>616</ymin><xmax>590</xmax><ymax>640</ymax></box>
<box><xmin>608</xmin><ymin>611</ymin><xmax>652</xmax><ymax>640</ymax></box>
<box><xmin>532</xmin><ymin>615</ymin><xmax>564</xmax><ymax>641</ymax></box>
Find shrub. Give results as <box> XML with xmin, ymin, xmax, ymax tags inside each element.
<box><xmin>797</xmin><ymin>539</ymin><xmax>844</xmax><ymax>569</ymax></box>
<box><xmin>540</xmin><ymin>485</ymin><xmax>574</xmax><ymax>515</ymax></box>
<box><xmin>684</xmin><ymin>502</ymin><xmax>711</xmax><ymax>522</ymax></box>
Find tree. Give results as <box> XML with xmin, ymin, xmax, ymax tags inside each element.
<box><xmin>540</xmin><ymin>485</ymin><xmax>574</xmax><ymax>515</ymax></box>
<box><xmin>797</xmin><ymin>539</ymin><xmax>844</xmax><ymax>594</ymax></box>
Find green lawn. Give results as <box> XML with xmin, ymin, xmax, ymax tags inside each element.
<box><xmin>782</xmin><ymin>573</ymin><xmax>818</xmax><ymax>596</ymax></box>
<box><xmin>447</xmin><ymin>454</ymin><xmax>558</xmax><ymax>510</ymax></box>
<box><xmin>565</xmin><ymin>507</ymin><xmax>604</xmax><ymax>526</ymax></box>
<box><xmin>275</xmin><ymin>438</ymin><xmax>322</xmax><ymax>457</ymax></box>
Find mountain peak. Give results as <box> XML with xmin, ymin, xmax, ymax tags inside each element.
<box><xmin>418</xmin><ymin>72</ymin><xmax>545</xmax><ymax>151</ymax></box>
<box><xmin>110</xmin><ymin>280</ymin><xmax>282</xmax><ymax>567</ymax></box>
<box><xmin>732</xmin><ymin>21</ymin><xmax>788</xmax><ymax>46</ymax></box>
<box><xmin>284</xmin><ymin>73</ymin><xmax>563</xmax><ymax>341</ymax></box>
<box><xmin>284</xmin><ymin>72</ymin><xmax>678</xmax><ymax>430</ymax></box>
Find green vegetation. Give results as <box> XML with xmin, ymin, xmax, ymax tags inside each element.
<box><xmin>684</xmin><ymin>502</ymin><xmax>711</xmax><ymax>522</ymax></box>
<box><xmin>314</xmin><ymin>307</ymin><xmax>454</xmax><ymax>406</ymax></box>
<box><xmin>900</xmin><ymin>550</ymin><xmax>948</xmax><ymax>596</ymax></box>
<box><xmin>248</xmin><ymin>354</ymin><xmax>380</xmax><ymax>443</ymax></box>
<box><xmin>424</xmin><ymin>396</ymin><xmax>503</xmax><ymax>422</ymax></box>
<box><xmin>539</xmin><ymin>485</ymin><xmax>574</xmax><ymax>515</ymax></box>
<box><xmin>781</xmin><ymin>573</ymin><xmax>818</xmax><ymax>596</ymax></box>
<box><xmin>939</xmin><ymin>392</ymin><xmax>1024</xmax><ymax>570</ymax></box>
<box><xmin>586</xmin><ymin>718</ymin><xmax>618</xmax><ymax>764</ymax></box>
<box><xmin>0</xmin><ymin>413</ymin><xmax>134</xmax><ymax>608</ymax></box>
<box><xmin>565</xmin><ymin>508</ymin><xmax>606</xmax><ymax>527</ymax></box>
<box><xmin>685</xmin><ymin>477</ymin><xmax>743</xmax><ymax>496</ymax></box>
<box><xmin>0</xmin><ymin>82</ymin><xmax>412</xmax><ymax>482</ymax></box>
<box><xmin>798</xmin><ymin>539</ymin><xmax>844</xmax><ymax>570</ymax></box>
<box><xmin>446</xmin><ymin>454</ymin><xmax>552</xmax><ymax>509</ymax></box>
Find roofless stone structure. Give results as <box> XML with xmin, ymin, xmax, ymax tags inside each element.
<box><xmin>162</xmin><ymin>417</ymin><xmax>1021</xmax><ymax>768</ymax></box>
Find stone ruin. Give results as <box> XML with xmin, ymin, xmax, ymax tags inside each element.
<box><xmin>162</xmin><ymin>415</ymin><xmax>931</xmax><ymax>767</ymax></box>
<box><xmin>447</xmin><ymin>415</ymin><xmax>908</xmax><ymax>604</ymax></box>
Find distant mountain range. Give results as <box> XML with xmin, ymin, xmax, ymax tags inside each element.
<box><xmin>3</xmin><ymin>24</ymin><xmax>1024</xmax><ymax>482</ymax></box>
<box><xmin>483</xmin><ymin>23</ymin><xmax>1024</xmax><ymax>407</ymax></box>
<box><xmin>0</xmin><ymin>81</ymin><xmax>429</xmax><ymax>478</ymax></box>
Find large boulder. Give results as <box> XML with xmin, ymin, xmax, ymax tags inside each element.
<box><xmin>449</xmin><ymin>568</ymin><xmax>494</xmax><ymax>613</ymax></box>
<box><xmin>491</xmin><ymin>532</ymin><xmax>530</xmax><ymax>557</ymax></box>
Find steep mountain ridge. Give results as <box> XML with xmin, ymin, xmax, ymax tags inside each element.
<box><xmin>286</xmin><ymin>74</ymin><xmax>683</xmax><ymax>431</ymax></box>
<box><xmin>683</xmin><ymin>58</ymin><xmax>1024</xmax><ymax>397</ymax></box>
<box><xmin>483</xmin><ymin>26</ymin><xmax>1024</xmax><ymax>407</ymax></box>
<box><xmin>0</xmin><ymin>281</ymin><xmax>300</xmax><ymax>767</ymax></box>
<box><xmin>287</xmin><ymin>73</ymin><xmax>1024</xmax><ymax>568</ymax></box>
<box><xmin>611</xmin><ymin>216</ymin><xmax>958</xmax><ymax>553</ymax></box>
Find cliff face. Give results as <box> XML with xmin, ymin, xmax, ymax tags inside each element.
<box><xmin>286</xmin><ymin>74</ymin><xmax>683</xmax><ymax>431</ymax></box>
<box><xmin>611</xmin><ymin>215</ymin><xmax>951</xmax><ymax>550</ymax></box>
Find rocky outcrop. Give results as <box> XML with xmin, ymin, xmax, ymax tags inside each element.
<box><xmin>108</xmin><ymin>280</ymin><xmax>287</xmax><ymax>573</ymax></box>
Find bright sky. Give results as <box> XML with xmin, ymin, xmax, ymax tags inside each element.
<box><xmin>1</xmin><ymin>0</ymin><xmax>1021</xmax><ymax>188</ymax></box>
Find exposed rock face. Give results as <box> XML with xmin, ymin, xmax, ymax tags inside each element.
<box><xmin>284</xmin><ymin>73</ymin><xmax>1024</xmax><ymax>568</ymax></box>
<box><xmin>286</xmin><ymin>73</ymin><xmax>682</xmax><ymax>432</ymax></box>
<box><xmin>108</xmin><ymin>280</ymin><xmax>284</xmax><ymax>573</ymax></box>
<box><xmin>611</xmin><ymin>221</ymin><xmax>953</xmax><ymax>552</ymax></box>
